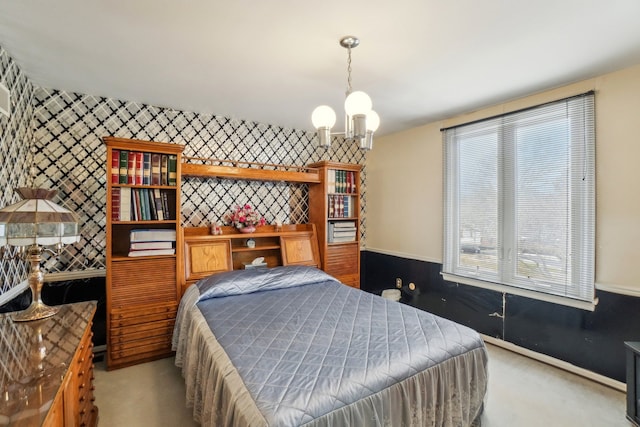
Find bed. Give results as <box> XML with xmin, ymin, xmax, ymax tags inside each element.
<box><xmin>172</xmin><ymin>265</ymin><xmax>488</xmax><ymax>426</ymax></box>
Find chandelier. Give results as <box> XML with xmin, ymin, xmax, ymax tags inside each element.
<box><xmin>312</xmin><ymin>36</ymin><xmax>380</xmax><ymax>150</ymax></box>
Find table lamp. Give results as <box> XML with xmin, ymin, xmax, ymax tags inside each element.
<box><xmin>0</xmin><ymin>188</ymin><xmax>80</xmax><ymax>321</ymax></box>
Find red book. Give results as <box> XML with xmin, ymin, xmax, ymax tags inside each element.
<box><xmin>135</xmin><ymin>152</ymin><xmax>143</xmax><ymax>185</ymax></box>
<box><xmin>127</xmin><ymin>151</ymin><xmax>136</xmax><ymax>184</ymax></box>
<box><xmin>111</xmin><ymin>149</ymin><xmax>120</xmax><ymax>184</ymax></box>
<box><xmin>111</xmin><ymin>187</ymin><xmax>120</xmax><ymax>221</ymax></box>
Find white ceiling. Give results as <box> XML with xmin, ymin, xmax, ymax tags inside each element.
<box><xmin>1</xmin><ymin>0</ymin><xmax>640</xmax><ymax>136</ymax></box>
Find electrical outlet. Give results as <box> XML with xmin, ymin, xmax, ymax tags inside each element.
<box><xmin>396</xmin><ymin>278</ymin><xmax>402</xmax><ymax>288</ymax></box>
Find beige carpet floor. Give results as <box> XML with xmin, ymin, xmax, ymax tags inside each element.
<box><xmin>93</xmin><ymin>343</ymin><xmax>630</xmax><ymax>426</ymax></box>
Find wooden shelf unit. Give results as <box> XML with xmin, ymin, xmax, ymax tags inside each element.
<box><xmin>104</xmin><ymin>137</ymin><xmax>184</xmax><ymax>370</ymax></box>
<box><xmin>181</xmin><ymin>156</ymin><xmax>321</xmax><ymax>183</ymax></box>
<box><xmin>308</xmin><ymin>161</ymin><xmax>362</xmax><ymax>288</ymax></box>
<box><xmin>181</xmin><ymin>224</ymin><xmax>320</xmax><ymax>292</ymax></box>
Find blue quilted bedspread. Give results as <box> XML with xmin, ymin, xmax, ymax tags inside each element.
<box><xmin>193</xmin><ymin>266</ymin><xmax>485</xmax><ymax>426</ymax></box>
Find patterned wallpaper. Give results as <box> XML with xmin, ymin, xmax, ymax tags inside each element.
<box><xmin>30</xmin><ymin>90</ymin><xmax>367</xmax><ymax>276</ymax></box>
<box><xmin>0</xmin><ymin>45</ymin><xmax>35</xmax><ymax>296</ymax></box>
<box><xmin>0</xmin><ymin>44</ymin><xmax>367</xmax><ymax>297</ymax></box>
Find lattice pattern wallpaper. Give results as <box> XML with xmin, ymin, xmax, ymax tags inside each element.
<box><xmin>0</xmin><ymin>42</ymin><xmax>368</xmax><ymax>296</ymax></box>
<box><xmin>0</xmin><ymin>45</ymin><xmax>34</xmax><ymax>296</ymax></box>
<box><xmin>31</xmin><ymin>89</ymin><xmax>367</xmax><ymax>275</ymax></box>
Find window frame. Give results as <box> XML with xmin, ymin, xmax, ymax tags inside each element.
<box><xmin>442</xmin><ymin>92</ymin><xmax>596</xmax><ymax>311</ymax></box>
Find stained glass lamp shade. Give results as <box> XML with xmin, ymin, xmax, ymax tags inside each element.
<box><xmin>0</xmin><ymin>188</ymin><xmax>80</xmax><ymax>321</ymax></box>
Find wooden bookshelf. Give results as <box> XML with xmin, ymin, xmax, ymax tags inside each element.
<box><xmin>308</xmin><ymin>161</ymin><xmax>362</xmax><ymax>288</ymax></box>
<box><xmin>104</xmin><ymin>137</ymin><xmax>184</xmax><ymax>370</ymax></box>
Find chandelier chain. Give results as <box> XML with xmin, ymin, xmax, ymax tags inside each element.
<box><xmin>346</xmin><ymin>47</ymin><xmax>353</xmax><ymax>95</ymax></box>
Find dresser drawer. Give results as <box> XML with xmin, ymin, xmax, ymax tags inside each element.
<box><xmin>110</xmin><ymin>320</ymin><xmax>175</xmax><ymax>344</ymax></box>
<box><xmin>110</xmin><ymin>303</ymin><xmax>177</xmax><ymax>328</ymax></box>
<box><xmin>109</xmin><ymin>336</ymin><xmax>173</xmax><ymax>361</ymax></box>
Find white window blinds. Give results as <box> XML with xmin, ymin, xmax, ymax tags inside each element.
<box><xmin>443</xmin><ymin>92</ymin><xmax>595</xmax><ymax>306</ymax></box>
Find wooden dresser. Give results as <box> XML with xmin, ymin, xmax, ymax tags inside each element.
<box><xmin>0</xmin><ymin>301</ymin><xmax>98</xmax><ymax>426</ymax></box>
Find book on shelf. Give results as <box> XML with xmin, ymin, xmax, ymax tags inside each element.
<box><xmin>168</xmin><ymin>154</ymin><xmax>177</xmax><ymax>186</ymax></box>
<box><xmin>132</xmin><ymin>188</ymin><xmax>142</xmax><ymax>221</ymax></box>
<box><xmin>130</xmin><ymin>241</ymin><xmax>174</xmax><ymax>250</ymax></box>
<box><xmin>140</xmin><ymin>188</ymin><xmax>150</xmax><ymax>220</ymax></box>
<box><xmin>130</xmin><ymin>229</ymin><xmax>176</xmax><ymax>242</ymax></box>
<box><xmin>151</xmin><ymin>153</ymin><xmax>162</xmax><ymax>185</ymax></box>
<box><xmin>146</xmin><ymin>189</ymin><xmax>157</xmax><ymax>221</ymax></box>
<box><xmin>333</xmin><ymin>230</ymin><xmax>356</xmax><ymax>238</ymax></box>
<box><xmin>161</xmin><ymin>155</ymin><xmax>169</xmax><ymax>185</ymax></box>
<box><xmin>329</xmin><ymin>169</ymin><xmax>335</xmax><ymax>193</ymax></box>
<box><xmin>333</xmin><ymin>221</ymin><xmax>356</xmax><ymax>228</ymax></box>
<box><xmin>119</xmin><ymin>150</ymin><xmax>128</xmax><ymax>184</ymax></box>
<box><xmin>120</xmin><ymin>187</ymin><xmax>131</xmax><ymax>221</ymax></box>
<box><xmin>127</xmin><ymin>248</ymin><xmax>176</xmax><ymax>257</ymax></box>
<box><xmin>153</xmin><ymin>188</ymin><xmax>164</xmax><ymax>220</ymax></box>
<box><xmin>111</xmin><ymin>187</ymin><xmax>120</xmax><ymax>221</ymax></box>
<box><xmin>332</xmin><ymin>235</ymin><xmax>357</xmax><ymax>243</ymax></box>
<box><xmin>127</xmin><ymin>151</ymin><xmax>136</xmax><ymax>184</ymax></box>
<box><xmin>111</xmin><ymin>149</ymin><xmax>120</xmax><ymax>184</ymax></box>
<box><xmin>143</xmin><ymin>152</ymin><xmax>151</xmax><ymax>185</ymax></box>
<box><xmin>161</xmin><ymin>190</ymin><xmax>172</xmax><ymax>220</ymax></box>
<box><xmin>135</xmin><ymin>152</ymin><xmax>143</xmax><ymax>185</ymax></box>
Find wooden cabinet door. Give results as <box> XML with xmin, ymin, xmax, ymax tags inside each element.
<box><xmin>184</xmin><ymin>239</ymin><xmax>233</xmax><ymax>285</ymax></box>
<box><xmin>281</xmin><ymin>233</ymin><xmax>320</xmax><ymax>267</ymax></box>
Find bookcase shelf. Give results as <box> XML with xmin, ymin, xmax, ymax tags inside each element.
<box><xmin>104</xmin><ymin>137</ymin><xmax>185</xmax><ymax>370</ymax></box>
<box><xmin>181</xmin><ymin>157</ymin><xmax>321</xmax><ymax>183</ymax></box>
<box><xmin>308</xmin><ymin>161</ymin><xmax>362</xmax><ymax>289</ymax></box>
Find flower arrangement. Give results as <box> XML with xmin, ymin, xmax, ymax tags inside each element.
<box><xmin>224</xmin><ymin>204</ymin><xmax>266</xmax><ymax>231</ymax></box>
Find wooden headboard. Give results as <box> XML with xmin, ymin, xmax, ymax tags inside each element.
<box><xmin>180</xmin><ymin>224</ymin><xmax>320</xmax><ymax>293</ymax></box>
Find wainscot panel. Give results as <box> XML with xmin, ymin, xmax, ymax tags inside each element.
<box><xmin>361</xmin><ymin>250</ymin><xmax>640</xmax><ymax>383</ymax></box>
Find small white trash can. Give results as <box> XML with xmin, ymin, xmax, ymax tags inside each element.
<box><xmin>381</xmin><ymin>289</ymin><xmax>401</xmax><ymax>302</ymax></box>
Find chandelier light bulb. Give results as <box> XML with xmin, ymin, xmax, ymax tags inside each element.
<box><xmin>311</xmin><ymin>105</ymin><xmax>337</xmax><ymax>129</ymax></box>
<box><xmin>366</xmin><ymin>110</ymin><xmax>380</xmax><ymax>132</ymax></box>
<box><xmin>344</xmin><ymin>91</ymin><xmax>372</xmax><ymax>116</ymax></box>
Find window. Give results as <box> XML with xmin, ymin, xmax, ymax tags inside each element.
<box><xmin>442</xmin><ymin>92</ymin><xmax>595</xmax><ymax>309</ymax></box>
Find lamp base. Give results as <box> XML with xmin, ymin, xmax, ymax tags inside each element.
<box><xmin>12</xmin><ymin>301</ymin><xmax>59</xmax><ymax>322</ymax></box>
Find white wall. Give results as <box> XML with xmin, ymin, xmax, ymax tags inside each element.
<box><xmin>367</xmin><ymin>63</ymin><xmax>640</xmax><ymax>296</ymax></box>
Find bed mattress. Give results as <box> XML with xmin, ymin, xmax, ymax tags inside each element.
<box><xmin>173</xmin><ymin>266</ymin><xmax>487</xmax><ymax>426</ymax></box>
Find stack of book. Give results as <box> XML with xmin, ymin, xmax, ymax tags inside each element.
<box><xmin>328</xmin><ymin>221</ymin><xmax>357</xmax><ymax>243</ymax></box>
<box><xmin>127</xmin><ymin>229</ymin><xmax>176</xmax><ymax>257</ymax></box>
